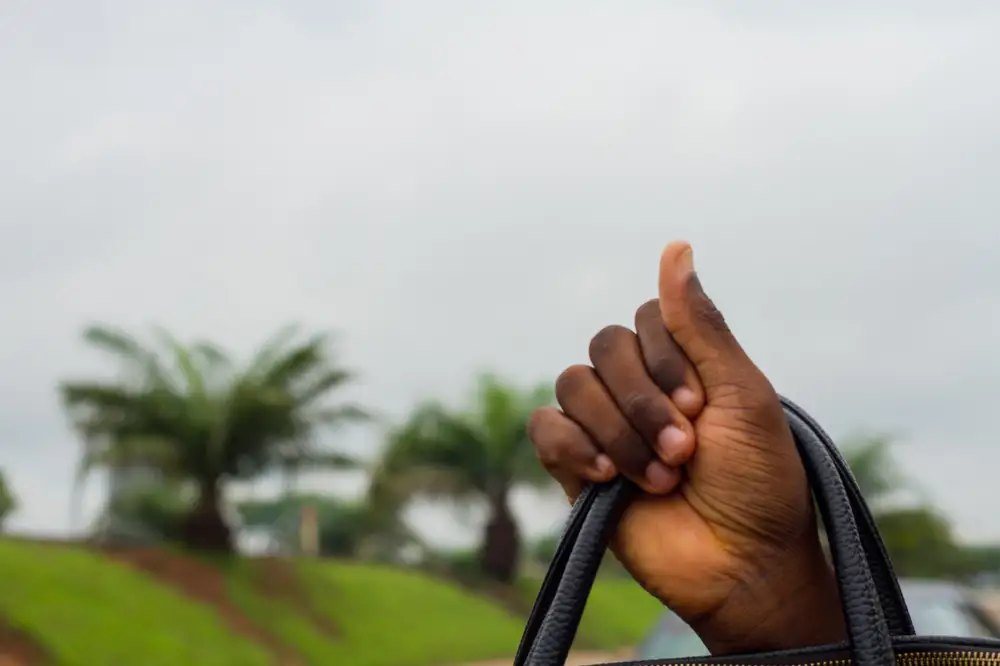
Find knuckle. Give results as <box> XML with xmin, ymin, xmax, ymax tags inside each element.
<box><xmin>555</xmin><ymin>364</ymin><xmax>594</xmax><ymax>403</ymax></box>
<box><xmin>588</xmin><ymin>324</ymin><xmax>633</xmax><ymax>361</ymax></box>
<box><xmin>528</xmin><ymin>416</ymin><xmax>562</xmax><ymax>466</ymax></box>
<box><xmin>646</xmin><ymin>355</ymin><xmax>685</xmax><ymax>391</ymax></box>
<box><xmin>621</xmin><ymin>391</ymin><xmax>657</xmax><ymax>424</ymax></box>
<box><xmin>526</xmin><ymin>407</ymin><xmax>550</xmax><ymax>444</ymax></box>
<box><xmin>605</xmin><ymin>428</ymin><xmax>648</xmax><ymax>471</ymax></box>
<box><xmin>608</xmin><ymin>427</ymin><xmax>637</xmax><ymax>454</ymax></box>
<box><xmin>530</xmin><ymin>421</ymin><xmax>582</xmax><ymax>471</ymax></box>
<box><xmin>691</xmin><ymin>292</ymin><xmax>730</xmax><ymax>334</ymax></box>
<box><xmin>633</xmin><ymin>299</ymin><xmax>660</xmax><ymax>327</ymax></box>
<box><xmin>621</xmin><ymin>391</ymin><xmax>671</xmax><ymax>438</ymax></box>
<box><xmin>534</xmin><ymin>442</ymin><xmax>562</xmax><ymax>470</ymax></box>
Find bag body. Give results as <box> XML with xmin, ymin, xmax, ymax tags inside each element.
<box><xmin>513</xmin><ymin>397</ymin><xmax>1000</xmax><ymax>666</ymax></box>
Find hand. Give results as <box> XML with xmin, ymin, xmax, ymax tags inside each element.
<box><xmin>528</xmin><ymin>241</ymin><xmax>846</xmax><ymax>654</ymax></box>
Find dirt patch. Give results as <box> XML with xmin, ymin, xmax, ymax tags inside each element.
<box><xmin>0</xmin><ymin>622</ymin><xmax>49</xmax><ymax>666</ymax></box>
<box><xmin>104</xmin><ymin>547</ymin><xmax>302</xmax><ymax>665</ymax></box>
<box><xmin>252</xmin><ymin>557</ymin><xmax>339</xmax><ymax>635</ymax></box>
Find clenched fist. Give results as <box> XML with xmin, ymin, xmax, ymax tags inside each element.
<box><xmin>528</xmin><ymin>242</ymin><xmax>846</xmax><ymax>655</ymax></box>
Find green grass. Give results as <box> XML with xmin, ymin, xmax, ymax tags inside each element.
<box><xmin>306</xmin><ymin>560</ymin><xmax>527</xmax><ymax>666</ymax></box>
<box><xmin>578</xmin><ymin>578</ymin><xmax>666</xmax><ymax>649</ymax></box>
<box><xmin>211</xmin><ymin>557</ymin><xmax>531</xmax><ymax>666</ymax></box>
<box><xmin>0</xmin><ymin>540</ymin><xmax>273</xmax><ymax>666</ymax></box>
<box><xmin>517</xmin><ymin>576</ymin><xmax>666</xmax><ymax>650</ymax></box>
<box><xmin>218</xmin><ymin>560</ymin><xmax>662</xmax><ymax>664</ymax></box>
<box><xmin>214</xmin><ymin>557</ymin><xmax>344</xmax><ymax>666</ymax></box>
<box><xmin>0</xmin><ymin>540</ymin><xmax>659</xmax><ymax>666</ymax></box>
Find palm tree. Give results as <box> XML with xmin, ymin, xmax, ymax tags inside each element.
<box><xmin>0</xmin><ymin>468</ymin><xmax>17</xmax><ymax>532</ymax></box>
<box><xmin>842</xmin><ymin>434</ymin><xmax>962</xmax><ymax>579</ymax></box>
<box><xmin>841</xmin><ymin>434</ymin><xmax>904</xmax><ymax>510</ymax></box>
<box><xmin>60</xmin><ymin>324</ymin><xmax>369</xmax><ymax>553</ymax></box>
<box><xmin>372</xmin><ymin>373</ymin><xmax>553</xmax><ymax>584</ymax></box>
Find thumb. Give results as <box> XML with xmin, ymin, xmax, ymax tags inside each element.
<box><xmin>657</xmin><ymin>241</ymin><xmax>756</xmax><ymax>397</ymax></box>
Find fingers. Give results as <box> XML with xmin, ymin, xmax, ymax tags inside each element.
<box><xmin>553</xmin><ymin>364</ymin><xmax>682</xmax><ymax>495</ymax></box>
<box><xmin>528</xmin><ymin>406</ymin><xmax>614</xmax><ymax>502</ymax></box>
<box><xmin>588</xmin><ymin>326</ymin><xmax>696</xmax><ymax>467</ymax></box>
<box><xmin>530</xmin><ymin>282</ymin><xmax>714</xmax><ymax>501</ymax></box>
<box><xmin>634</xmin><ymin>299</ymin><xmax>705</xmax><ymax>419</ymax></box>
<box><xmin>657</xmin><ymin>241</ymin><xmax>763</xmax><ymax>400</ymax></box>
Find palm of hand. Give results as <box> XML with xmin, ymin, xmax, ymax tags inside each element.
<box><xmin>611</xmin><ymin>402</ymin><xmax>815</xmax><ymax>623</ymax></box>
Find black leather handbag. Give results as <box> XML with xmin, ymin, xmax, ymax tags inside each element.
<box><xmin>513</xmin><ymin>397</ymin><xmax>1000</xmax><ymax>666</ymax></box>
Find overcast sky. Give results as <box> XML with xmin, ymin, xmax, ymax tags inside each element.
<box><xmin>2</xmin><ymin>1</ymin><xmax>1000</xmax><ymax>548</ymax></box>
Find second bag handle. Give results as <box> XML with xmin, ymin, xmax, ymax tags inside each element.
<box><xmin>782</xmin><ymin>397</ymin><xmax>913</xmax><ymax>637</ymax></box>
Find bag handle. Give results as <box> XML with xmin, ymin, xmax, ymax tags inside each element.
<box><xmin>514</xmin><ymin>398</ymin><xmax>902</xmax><ymax>666</ymax></box>
<box><xmin>515</xmin><ymin>418</ymin><xmax>913</xmax><ymax>665</ymax></box>
<box><xmin>514</xmin><ymin>397</ymin><xmax>912</xmax><ymax>666</ymax></box>
<box><xmin>513</xmin><ymin>480</ymin><xmax>635</xmax><ymax>666</ymax></box>
<box><xmin>781</xmin><ymin>398</ymin><xmax>914</xmax><ymax>637</ymax></box>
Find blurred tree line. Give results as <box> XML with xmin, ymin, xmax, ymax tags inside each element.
<box><xmin>0</xmin><ymin>468</ymin><xmax>16</xmax><ymax>532</ymax></box>
<box><xmin>0</xmin><ymin>321</ymin><xmax>997</xmax><ymax>590</ymax></box>
<box><xmin>841</xmin><ymin>434</ymin><xmax>1000</xmax><ymax>581</ymax></box>
<box><xmin>51</xmin><ymin>323</ymin><xmax>553</xmax><ymax>585</ymax></box>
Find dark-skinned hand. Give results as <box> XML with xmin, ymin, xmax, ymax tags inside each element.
<box><xmin>528</xmin><ymin>241</ymin><xmax>846</xmax><ymax>655</ymax></box>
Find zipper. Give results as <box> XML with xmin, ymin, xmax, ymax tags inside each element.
<box><xmin>890</xmin><ymin>654</ymin><xmax>1000</xmax><ymax>666</ymax></box>
<box><xmin>606</xmin><ymin>649</ymin><xmax>1000</xmax><ymax>666</ymax></box>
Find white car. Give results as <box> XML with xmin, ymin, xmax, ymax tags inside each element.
<box><xmin>634</xmin><ymin>579</ymin><xmax>1000</xmax><ymax>660</ymax></box>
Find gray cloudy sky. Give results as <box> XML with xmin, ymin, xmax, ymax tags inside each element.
<box><xmin>3</xmin><ymin>1</ymin><xmax>1000</xmax><ymax>547</ymax></box>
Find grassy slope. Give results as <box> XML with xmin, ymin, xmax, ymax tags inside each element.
<box><xmin>216</xmin><ymin>557</ymin><xmax>344</xmax><ymax>665</ymax></box>
<box><xmin>517</xmin><ymin>577</ymin><xmax>665</xmax><ymax>651</ymax></box>
<box><xmin>575</xmin><ymin>578</ymin><xmax>665</xmax><ymax>649</ymax></box>
<box><xmin>0</xmin><ymin>540</ymin><xmax>272</xmax><ymax>666</ymax></box>
<box><xmin>0</xmin><ymin>540</ymin><xmax>661</xmax><ymax>666</ymax></box>
<box><xmin>225</xmin><ymin>559</ymin><xmax>662</xmax><ymax>665</ymax></box>
<box><xmin>217</xmin><ymin>558</ymin><xmax>526</xmax><ymax>666</ymax></box>
<box><xmin>307</xmin><ymin>561</ymin><xmax>528</xmax><ymax>666</ymax></box>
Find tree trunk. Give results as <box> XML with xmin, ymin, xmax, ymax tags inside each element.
<box><xmin>479</xmin><ymin>485</ymin><xmax>520</xmax><ymax>584</ymax></box>
<box><xmin>179</xmin><ymin>477</ymin><xmax>233</xmax><ymax>553</ymax></box>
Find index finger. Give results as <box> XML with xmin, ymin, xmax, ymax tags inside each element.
<box><xmin>634</xmin><ymin>299</ymin><xmax>705</xmax><ymax>419</ymax></box>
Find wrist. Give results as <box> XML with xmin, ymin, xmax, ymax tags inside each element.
<box><xmin>694</xmin><ymin>536</ymin><xmax>847</xmax><ymax>655</ymax></box>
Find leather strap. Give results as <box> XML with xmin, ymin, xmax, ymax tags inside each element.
<box><xmin>513</xmin><ymin>478</ymin><xmax>607</xmax><ymax>663</ymax></box>
<box><xmin>784</xmin><ymin>404</ymin><xmax>895</xmax><ymax>666</ymax></box>
<box><xmin>781</xmin><ymin>397</ymin><xmax>914</xmax><ymax>637</ymax></box>
<box><xmin>514</xmin><ymin>398</ymin><xmax>902</xmax><ymax>666</ymax></box>
<box><xmin>520</xmin><ymin>479</ymin><xmax>633</xmax><ymax>666</ymax></box>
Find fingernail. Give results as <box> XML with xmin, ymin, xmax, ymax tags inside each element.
<box><xmin>594</xmin><ymin>454</ymin><xmax>614</xmax><ymax>477</ymax></box>
<box><xmin>656</xmin><ymin>425</ymin><xmax>688</xmax><ymax>464</ymax></box>
<box><xmin>672</xmin><ymin>387</ymin><xmax>698</xmax><ymax>411</ymax></box>
<box><xmin>645</xmin><ymin>461</ymin><xmax>678</xmax><ymax>491</ymax></box>
<box><xmin>676</xmin><ymin>246</ymin><xmax>694</xmax><ymax>280</ymax></box>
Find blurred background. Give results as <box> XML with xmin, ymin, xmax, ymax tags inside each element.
<box><xmin>3</xmin><ymin>2</ymin><xmax>1000</xmax><ymax>665</ymax></box>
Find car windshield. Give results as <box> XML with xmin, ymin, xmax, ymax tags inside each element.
<box><xmin>636</xmin><ymin>629</ymin><xmax>709</xmax><ymax>660</ymax></box>
<box><xmin>907</xmin><ymin>598</ymin><xmax>995</xmax><ymax>637</ymax></box>
<box><xmin>635</xmin><ymin>616</ymin><xmax>709</xmax><ymax>660</ymax></box>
